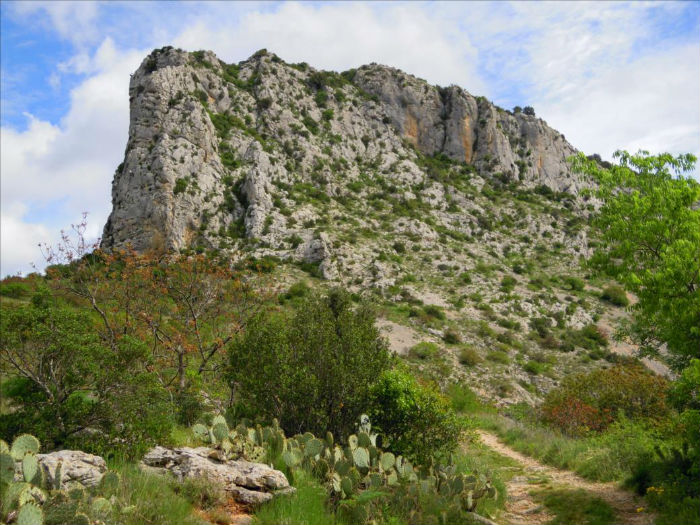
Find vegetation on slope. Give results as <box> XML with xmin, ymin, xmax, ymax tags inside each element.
<box><xmin>0</xmin><ymin>150</ymin><xmax>698</xmax><ymax>524</ymax></box>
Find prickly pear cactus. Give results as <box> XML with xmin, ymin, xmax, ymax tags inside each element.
<box><xmin>22</xmin><ymin>453</ymin><xmax>40</xmax><ymax>484</ymax></box>
<box><xmin>11</xmin><ymin>434</ymin><xmax>40</xmax><ymax>461</ymax></box>
<box><xmin>0</xmin><ymin>452</ymin><xmax>15</xmax><ymax>483</ymax></box>
<box><xmin>16</xmin><ymin>502</ymin><xmax>44</xmax><ymax>525</ymax></box>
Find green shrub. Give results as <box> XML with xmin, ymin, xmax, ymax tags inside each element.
<box><xmin>368</xmin><ymin>369</ymin><xmax>464</xmax><ymax>463</ymax></box>
<box><xmin>601</xmin><ymin>285</ymin><xmax>629</xmax><ymax>307</ymax></box>
<box><xmin>486</xmin><ymin>350</ymin><xmax>510</xmax><ymax>364</ymax></box>
<box><xmin>281</xmin><ymin>281</ymin><xmax>310</xmax><ymax>301</ymax></box>
<box><xmin>228</xmin><ymin>288</ymin><xmax>391</xmax><ymax>438</ymax></box>
<box><xmin>173</xmin><ymin>178</ymin><xmax>189</xmax><ymax>195</ymax></box>
<box><xmin>562</xmin><ymin>276</ymin><xmax>585</xmax><ymax>291</ymax></box>
<box><xmin>0</xmin><ymin>297</ymin><xmax>172</xmax><ymax>454</ymax></box>
<box><xmin>524</xmin><ymin>361</ymin><xmax>545</xmax><ymax>375</ymax></box>
<box><xmin>500</xmin><ymin>275</ymin><xmax>517</xmax><ymax>292</ymax></box>
<box><xmin>0</xmin><ymin>281</ymin><xmax>31</xmax><ymax>298</ymax></box>
<box><xmin>408</xmin><ymin>342</ymin><xmax>440</xmax><ymax>361</ymax></box>
<box><xmin>458</xmin><ymin>346</ymin><xmax>481</xmax><ymax>366</ymax></box>
<box><xmin>447</xmin><ymin>383</ymin><xmax>487</xmax><ymax>413</ymax></box>
<box><xmin>247</xmin><ymin>256</ymin><xmax>278</xmax><ymax>273</ymax></box>
<box><xmin>442</xmin><ymin>328</ymin><xmax>461</xmax><ymax>344</ymax></box>
<box><xmin>422</xmin><ymin>304</ymin><xmax>445</xmax><ymax>320</ymax></box>
<box><xmin>563</xmin><ymin>323</ymin><xmax>608</xmax><ymax>350</ymax></box>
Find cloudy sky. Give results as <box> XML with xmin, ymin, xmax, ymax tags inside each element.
<box><xmin>1</xmin><ymin>1</ymin><xmax>699</xmax><ymax>276</ymax></box>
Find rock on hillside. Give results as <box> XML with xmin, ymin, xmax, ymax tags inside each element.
<box><xmin>141</xmin><ymin>446</ymin><xmax>293</xmax><ymax>507</ymax></box>
<box><xmin>101</xmin><ymin>47</ymin><xmax>589</xmax><ymax>282</ymax></box>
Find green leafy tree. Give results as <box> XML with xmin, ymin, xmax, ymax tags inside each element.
<box><xmin>228</xmin><ymin>288</ymin><xmax>391</xmax><ymax>437</ymax></box>
<box><xmin>572</xmin><ymin>150</ymin><xmax>699</xmax><ymax>371</ymax></box>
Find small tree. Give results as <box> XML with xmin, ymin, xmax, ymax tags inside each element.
<box><xmin>523</xmin><ymin>106</ymin><xmax>536</xmax><ymax>116</ymax></box>
<box><xmin>228</xmin><ymin>288</ymin><xmax>392</xmax><ymax>437</ymax></box>
<box><xmin>368</xmin><ymin>368</ymin><xmax>464</xmax><ymax>463</ymax></box>
<box><xmin>39</xmin><ymin>215</ymin><xmax>267</xmax><ymax>400</ymax></box>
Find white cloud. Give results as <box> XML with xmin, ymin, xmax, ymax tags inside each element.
<box><xmin>451</xmin><ymin>1</ymin><xmax>700</xmax><ymax>164</ymax></box>
<box><xmin>1</xmin><ymin>39</ymin><xmax>145</xmax><ymax>275</ymax></box>
<box><xmin>172</xmin><ymin>2</ymin><xmax>486</xmax><ymax>93</ymax></box>
<box><xmin>11</xmin><ymin>1</ymin><xmax>100</xmax><ymax>48</ymax></box>
<box><xmin>537</xmin><ymin>43</ymin><xmax>700</xmax><ymax>162</ymax></box>
<box><xmin>0</xmin><ymin>203</ymin><xmax>50</xmax><ymax>276</ymax></box>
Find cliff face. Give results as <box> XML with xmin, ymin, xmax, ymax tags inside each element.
<box><xmin>102</xmin><ymin>47</ymin><xmax>589</xmax><ymax>281</ymax></box>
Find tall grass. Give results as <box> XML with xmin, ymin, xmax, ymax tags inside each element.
<box><xmin>475</xmin><ymin>412</ymin><xmax>666</xmax><ymax>482</ymax></box>
<box><xmin>533</xmin><ymin>489</ymin><xmax>615</xmax><ymax>525</ymax></box>
<box><xmin>107</xmin><ymin>464</ymin><xmax>209</xmax><ymax>525</ymax></box>
<box><xmin>253</xmin><ymin>471</ymin><xmax>338</xmax><ymax>525</ymax></box>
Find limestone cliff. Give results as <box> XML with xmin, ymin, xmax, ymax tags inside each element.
<box><xmin>102</xmin><ymin>47</ymin><xmax>591</xmax><ymax>283</ymax></box>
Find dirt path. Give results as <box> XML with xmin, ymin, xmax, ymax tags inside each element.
<box><xmin>477</xmin><ymin>431</ymin><xmax>654</xmax><ymax>525</ymax></box>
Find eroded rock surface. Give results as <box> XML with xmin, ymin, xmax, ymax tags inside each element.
<box><xmin>141</xmin><ymin>446</ymin><xmax>293</xmax><ymax>507</ymax></box>
<box><xmin>102</xmin><ymin>47</ymin><xmax>591</xmax><ymax>270</ymax></box>
<box><xmin>38</xmin><ymin>450</ymin><xmax>107</xmax><ymax>488</ymax></box>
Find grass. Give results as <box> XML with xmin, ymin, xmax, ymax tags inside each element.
<box><xmin>107</xmin><ymin>463</ymin><xmax>212</xmax><ymax>525</ymax></box>
<box><xmin>455</xmin><ymin>437</ymin><xmax>520</xmax><ymax>519</ymax></box>
<box><xmin>253</xmin><ymin>471</ymin><xmax>338</xmax><ymax>525</ymax></box>
<box><xmin>534</xmin><ymin>488</ymin><xmax>615</xmax><ymax>525</ymax></box>
<box><xmin>474</xmin><ymin>412</ymin><xmax>664</xmax><ymax>482</ymax></box>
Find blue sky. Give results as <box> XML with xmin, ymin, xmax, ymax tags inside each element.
<box><xmin>2</xmin><ymin>1</ymin><xmax>699</xmax><ymax>276</ymax></box>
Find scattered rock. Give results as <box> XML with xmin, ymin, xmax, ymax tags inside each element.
<box><xmin>38</xmin><ymin>450</ymin><xmax>107</xmax><ymax>488</ymax></box>
<box><xmin>140</xmin><ymin>446</ymin><xmax>293</xmax><ymax>508</ymax></box>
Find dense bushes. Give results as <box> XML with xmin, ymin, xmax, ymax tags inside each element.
<box><xmin>626</xmin><ymin>359</ymin><xmax>700</xmax><ymax>525</ymax></box>
<box><xmin>0</xmin><ymin>292</ymin><xmax>173</xmax><ymax>455</ymax></box>
<box><xmin>228</xmin><ymin>289</ymin><xmax>392</xmax><ymax>438</ymax></box>
<box><xmin>539</xmin><ymin>363</ymin><xmax>669</xmax><ymax>435</ymax></box>
<box><xmin>368</xmin><ymin>369</ymin><xmax>464</xmax><ymax>463</ymax></box>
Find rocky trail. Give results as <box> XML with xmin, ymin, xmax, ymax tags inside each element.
<box><xmin>476</xmin><ymin>431</ymin><xmax>654</xmax><ymax>525</ymax></box>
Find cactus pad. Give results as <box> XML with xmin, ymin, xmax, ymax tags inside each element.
<box><xmin>73</xmin><ymin>512</ymin><xmax>90</xmax><ymax>525</ymax></box>
<box><xmin>379</xmin><ymin>452</ymin><xmax>395</xmax><ymax>471</ymax></box>
<box><xmin>11</xmin><ymin>434</ymin><xmax>40</xmax><ymax>461</ymax></box>
<box><xmin>282</xmin><ymin>448</ymin><xmax>303</xmax><ymax>468</ymax></box>
<box><xmin>0</xmin><ymin>452</ymin><xmax>15</xmax><ymax>483</ymax></box>
<box><xmin>212</xmin><ymin>414</ymin><xmax>227</xmax><ymax>427</ymax></box>
<box><xmin>91</xmin><ymin>496</ymin><xmax>113</xmax><ymax>518</ymax></box>
<box><xmin>192</xmin><ymin>423</ymin><xmax>208</xmax><ymax>440</ymax></box>
<box><xmin>212</xmin><ymin>422</ymin><xmax>229</xmax><ymax>443</ymax></box>
<box><xmin>304</xmin><ymin>438</ymin><xmax>323</xmax><ymax>458</ymax></box>
<box><xmin>22</xmin><ymin>453</ymin><xmax>39</xmax><ymax>484</ymax></box>
<box><xmin>99</xmin><ymin>471</ymin><xmax>121</xmax><ymax>493</ymax></box>
<box><xmin>17</xmin><ymin>502</ymin><xmax>44</xmax><ymax>525</ymax></box>
<box><xmin>352</xmin><ymin>447</ymin><xmax>369</xmax><ymax>470</ymax></box>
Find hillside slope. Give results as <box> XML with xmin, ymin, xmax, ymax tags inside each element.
<box><xmin>102</xmin><ymin>47</ymin><xmax>627</xmax><ymax>404</ymax></box>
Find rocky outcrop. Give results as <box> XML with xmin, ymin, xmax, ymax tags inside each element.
<box><xmin>353</xmin><ymin>64</ymin><xmax>581</xmax><ymax>192</ymax></box>
<box><xmin>37</xmin><ymin>450</ymin><xmax>107</xmax><ymax>488</ymax></box>
<box><xmin>101</xmin><ymin>47</ymin><xmax>592</xmax><ymax>281</ymax></box>
<box><xmin>140</xmin><ymin>446</ymin><xmax>293</xmax><ymax>507</ymax></box>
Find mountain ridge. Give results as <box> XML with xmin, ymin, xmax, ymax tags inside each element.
<box><xmin>101</xmin><ymin>46</ymin><xmax>592</xmax><ymax>279</ymax></box>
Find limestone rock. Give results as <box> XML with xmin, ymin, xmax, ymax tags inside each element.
<box><xmin>38</xmin><ymin>450</ymin><xmax>107</xmax><ymax>488</ymax></box>
<box><xmin>101</xmin><ymin>47</ymin><xmax>593</xmax><ymax>284</ymax></box>
<box><xmin>140</xmin><ymin>446</ymin><xmax>293</xmax><ymax>507</ymax></box>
